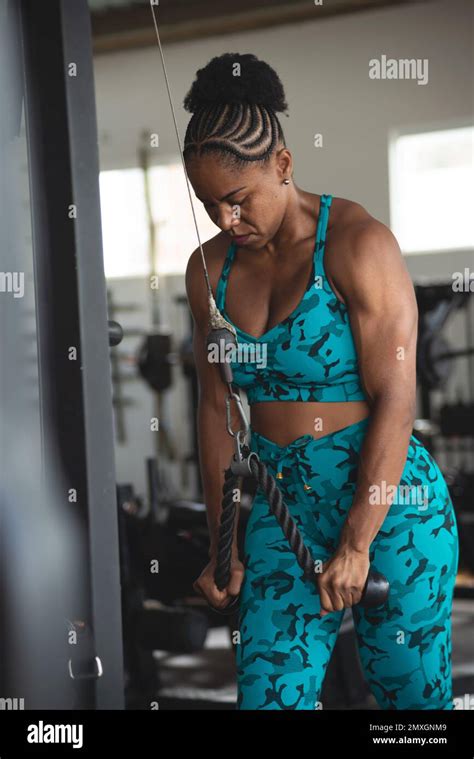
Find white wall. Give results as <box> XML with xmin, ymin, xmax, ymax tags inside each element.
<box><xmin>93</xmin><ymin>0</ymin><xmax>473</xmax><ymax>498</ymax></box>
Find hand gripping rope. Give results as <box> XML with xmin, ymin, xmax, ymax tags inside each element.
<box><xmin>148</xmin><ymin>2</ymin><xmax>390</xmax><ymax>618</ymax></box>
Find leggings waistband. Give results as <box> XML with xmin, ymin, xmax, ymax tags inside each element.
<box><xmin>249</xmin><ymin>415</ymin><xmax>371</xmax><ymax>457</ymax></box>
<box><xmin>248</xmin><ymin>416</ymin><xmax>371</xmax><ymax>490</ymax></box>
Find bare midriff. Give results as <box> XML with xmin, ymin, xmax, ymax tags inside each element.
<box><xmin>250</xmin><ymin>400</ymin><xmax>371</xmax><ymax>447</ymax></box>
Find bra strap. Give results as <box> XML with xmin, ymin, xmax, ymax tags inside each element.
<box><xmin>314</xmin><ymin>194</ymin><xmax>333</xmax><ymax>274</ymax></box>
<box><xmin>315</xmin><ymin>194</ymin><xmax>332</xmax><ymax>245</ymax></box>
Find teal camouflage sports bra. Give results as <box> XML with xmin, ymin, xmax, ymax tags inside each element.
<box><xmin>214</xmin><ymin>194</ymin><xmax>367</xmax><ymax>404</ymax></box>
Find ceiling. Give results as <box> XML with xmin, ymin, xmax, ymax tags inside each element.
<box><xmin>88</xmin><ymin>0</ymin><xmax>427</xmax><ymax>54</ymax></box>
<box><xmin>88</xmin><ymin>0</ymin><xmax>144</xmax><ymax>10</ymax></box>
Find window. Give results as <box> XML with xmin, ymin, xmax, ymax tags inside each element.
<box><xmin>389</xmin><ymin>125</ymin><xmax>474</xmax><ymax>253</ymax></box>
<box><xmin>100</xmin><ymin>168</ymin><xmax>148</xmax><ymax>278</ymax></box>
<box><xmin>99</xmin><ymin>163</ymin><xmax>219</xmax><ymax>278</ymax></box>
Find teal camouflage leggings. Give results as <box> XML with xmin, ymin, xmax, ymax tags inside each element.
<box><xmin>235</xmin><ymin>417</ymin><xmax>459</xmax><ymax>710</ymax></box>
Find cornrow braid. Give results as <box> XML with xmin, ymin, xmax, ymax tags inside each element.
<box><xmin>183</xmin><ymin>102</ymin><xmax>285</xmax><ymax>166</ymax></box>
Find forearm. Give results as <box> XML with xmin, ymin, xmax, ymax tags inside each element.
<box><xmin>196</xmin><ymin>399</ymin><xmax>240</xmax><ymax>558</ymax></box>
<box><xmin>338</xmin><ymin>397</ymin><xmax>415</xmax><ymax>554</ymax></box>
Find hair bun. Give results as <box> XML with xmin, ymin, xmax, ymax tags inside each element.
<box><xmin>183</xmin><ymin>53</ymin><xmax>288</xmax><ymax>114</ymax></box>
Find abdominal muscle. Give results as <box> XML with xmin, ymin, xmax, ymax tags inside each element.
<box><xmin>250</xmin><ymin>400</ymin><xmax>371</xmax><ymax>447</ymax></box>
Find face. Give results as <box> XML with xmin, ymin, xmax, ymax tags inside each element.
<box><xmin>186</xmin><ymin>147</ymin><xmax>292</xmax><ymax>249</ymax></box>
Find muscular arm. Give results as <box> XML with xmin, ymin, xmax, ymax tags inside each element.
<box><xmin>334</xmin><ymin>219</ymin><xmax>419</xmax><ymax>553</ymax></box>
<box><xmin>185</xmin><ymin>245</ymin><xmax>241</xmax><ymax>559</ymax></box>
<box><xmin>185</xmin><ymin>244</ymin><xmax>245</xmax><ymax>610</ymax></box>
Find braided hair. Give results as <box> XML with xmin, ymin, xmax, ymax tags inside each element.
<box><xmin>183</xmin><ymin>53</ymin><xmax>288</xmax><ymax>168</ymax></box>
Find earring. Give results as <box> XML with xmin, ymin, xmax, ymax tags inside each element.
<box><xmin>283</xmin><ymin>179</ymin><xmax>290</xmax><ymax>185</ymax></box>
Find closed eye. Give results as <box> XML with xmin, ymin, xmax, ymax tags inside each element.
<box><xmin>204</xmin><ymin>197</ymin><xmax>247</xmax><ymax>210</ymax></box>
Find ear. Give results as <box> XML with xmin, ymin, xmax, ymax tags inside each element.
<box><xmin>274</xmin><ymin>147</ymin><xmax>293</xmax><ymax>181</ymax></box>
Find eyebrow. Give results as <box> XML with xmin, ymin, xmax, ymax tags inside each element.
<box><xmin>197</xmin><ymin>186</ymin><xmax>247</xmax><ymax>203</ymax></box>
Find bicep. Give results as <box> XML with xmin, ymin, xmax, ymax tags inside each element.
<box><xmin>185</xmin><ymin>249</ymin><xmax>226</xmax><ymax>409</ymax></box>
<box><xmin>192</xmin><ymin>318</ymin><xmax>227</xmax><ymax>408</ymax></box>
<box><xmin>340</xmin><ymin>223</ymin><xmax>418</xmax><ymax>409</ymax></box>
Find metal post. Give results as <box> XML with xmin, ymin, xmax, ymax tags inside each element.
<box><xmin>20</xmin><ymin>0</ymin><xmax>124</xmax><ymax>708</ymax></box>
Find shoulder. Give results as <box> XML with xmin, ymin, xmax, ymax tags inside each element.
<box><xmin>326</xmin><ymin>196</ymin><xmax>409</xmax><ymax>304</ymax></box>
<box><xmin>185</xmin><ymin>231</ymin><xmax>230</xmax><ymax>328</ymax></box>
<box><xmin>329</xmin><ymin>196</ymin><xmax>399</xmax><ymax>255</ymax></box>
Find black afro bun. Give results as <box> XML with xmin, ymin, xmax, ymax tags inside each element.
<box><xmin>183</xmin><ymin>53</ymin><xmax>288</xmax><ymax>114</ymax></box>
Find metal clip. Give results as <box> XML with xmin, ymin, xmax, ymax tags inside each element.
<box><xmin>225</xmin><ymin>390</ymin><xmax>250</xmax><ymax>453</ymax></box>
<box><xmin>225</xmin><ymin>390</ymin><xmax>258</xmax><ymax>476</ymax></box>
<box><xmin>230</xmin><ymin>446</ymin><xmax>259</xmax><ymax>478</ymax></box>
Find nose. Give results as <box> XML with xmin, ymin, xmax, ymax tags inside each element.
<box><xmin>216</xmin><ymin>204</ymin><xmax>241</xmax><ymax>233</ymax></box>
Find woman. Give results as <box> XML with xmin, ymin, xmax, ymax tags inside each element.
<box><xmin>185</xmin><ymin>53</ymin><xmax>459</xmax><ymax>710</ymax></box>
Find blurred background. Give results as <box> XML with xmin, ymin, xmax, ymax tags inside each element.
<box><xmin>0</xmin><ymin>0</ymin><xmax>472</xmax><ymax>711</ymax></box>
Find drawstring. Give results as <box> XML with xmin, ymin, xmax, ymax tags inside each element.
<box><xmin>267</xmin><ymin>434</ymin><xmax>315</xmax><ymax>491</ymax></box>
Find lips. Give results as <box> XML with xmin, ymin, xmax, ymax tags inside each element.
<box><xmin>233</xmin><ymin>234</ymin><xmax>251</xmax><ymax>244</ymax></box>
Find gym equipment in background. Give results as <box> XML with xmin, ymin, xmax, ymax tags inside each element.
<box><xmin>117</xmin><ymin>481</ymin><xmax>211</xmax><ymax>709</ymax></box>
<box><xmin>415</xmin><ymin>283</ymin><xmax>473</xmax><ymax>416</ymax></box>
<box><xmin>414</xmin><ymin>283</ymin><xmax>474</xmax><ymax>598</ymax></box>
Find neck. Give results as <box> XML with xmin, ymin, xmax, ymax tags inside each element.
<box><xmin>264</xmin><ymin>184</ymin><xmax>322</xmax><ymax>256</ymax></box>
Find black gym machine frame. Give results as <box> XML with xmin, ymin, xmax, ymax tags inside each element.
<box><xmin>13</xmin><ymin>0</ymin><xmax>125</xmax><ymax>708</ymax></box>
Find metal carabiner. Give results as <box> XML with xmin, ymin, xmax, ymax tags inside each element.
<box><xmin>225</xmin><ymin>390</ymin><xmax>250</xmax><ymax>461</ymax></box>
